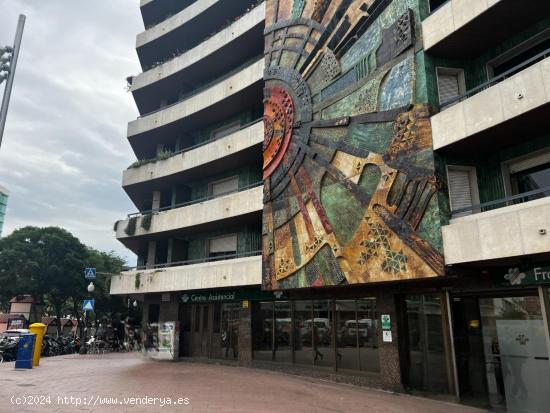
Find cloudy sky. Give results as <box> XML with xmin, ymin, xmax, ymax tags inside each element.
<box><xmin>0</xmin><ymin>0</ymin><xmax>143</xmax><ymax>263</ymax></box>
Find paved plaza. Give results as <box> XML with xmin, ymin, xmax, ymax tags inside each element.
<box><xmin>0</xmin><ymin>353</ymin><xmax>485</xmax><ymax>413</ymax></box>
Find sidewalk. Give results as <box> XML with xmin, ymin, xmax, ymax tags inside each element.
<box><xmin>0</xmin><ymin>353</ymin><xmax>485</xmax><ymax>413</ymax></box>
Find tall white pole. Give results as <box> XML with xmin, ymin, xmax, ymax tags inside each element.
<box><xmin>0</xmin><ymin>14</ymin><xmax>26</xmax><ymax>149</ymax></box>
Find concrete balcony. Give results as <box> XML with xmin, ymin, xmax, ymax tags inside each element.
<box><xmin>136</xmin><ymin>0</ymin><xmax>258</xmax><ymax>68</ymax></box>
<box><xmin>442</xmin><ymin>196</ymin><xmax>550</xmax><ymax>265</ymax></box>
<box><xmin>127</xmin><ymin>58</ymin><xmax>264</xmax><ymax>157</ymax></box>
<box><xmin>132</xmin><ymin>3</ymin><xmax>265</xmax><ymax>114</ymax></box>
<box><xmin>140</xmin><ymin>0</ymin><xmax>196</xmax><ymax>29</ymax></box>
<box><xmin>123</xmin><ymin>121</ymin><xmax>263</xmax><ymax>200</ymax></box>
<box><xmin>109</xmin><ymin>254</ymin><xmax>262</xmax><ymax>295</ymax></box>
<box><xmin>432</xmin><ymin>55</ymin><xmax>550</xmax><ymax>152</ymax></box>
<box><xmin>422</xmin><ymin>0</ymin><xmax>550</xmax><ymax>58</ymax></box>
<box><xmin>116</xmin><ymin>185</ymin><xmax>263</xmax><ymax>242</ymax></box>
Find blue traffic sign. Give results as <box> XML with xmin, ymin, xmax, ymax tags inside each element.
<box><xmin>84</xmin><ymin>268</ymin><xmax>96</xmax><ymax>280</ymax></box>
<box><xmin>83</xmin><ymin>299</ymin><xmax>95</xmax><ymax>312</ymax></box>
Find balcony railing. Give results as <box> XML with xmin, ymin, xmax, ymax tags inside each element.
<box><xmin>451</xmin><ymin>186</ymin><xmax>550</xmax><ymax>217</ymax></box>
<box><xmin>441</xmin><ymin>47</ymin><xmax>550</xmax><ymax>108</ymax></box>
<box><xmin>127</xmin><ymin>117</ymin><xmax>262</xmax><ymax>170</ymax></box>
<box><xmin>127</xmin><ymin>180</ymin><xmax>263</xmax><ymax>218</ymax></box>
<box><xmin>138</xmin><ymin>54</ymin><xmax>263</xmax><ymax>118</ymax></box>
<box><xmin>128</xmin><ymin>249</ymin><xmax>262</xmax><ymax>271</ymax></box>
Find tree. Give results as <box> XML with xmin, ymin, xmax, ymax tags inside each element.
<box><xmin>0</xmin><ymin>226</ymin><xmax>126</xmax><ymax>335</ymax></box>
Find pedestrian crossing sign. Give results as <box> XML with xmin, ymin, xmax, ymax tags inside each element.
<box><xmin>84</xmin><ymin>268</ymin><xmax>96</xmax><ymax>280</ymax></box>
<box><xmin>83</xmin><ymin>299</ymin><xmax>94</xmax><ymax>312</ymax></box>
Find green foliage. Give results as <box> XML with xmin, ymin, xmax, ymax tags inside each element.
<box><xmin>0</xmin><ymin>227</ymin><xmax>128</xmax><ymax>334</ymax></box>
<box><xmin>141</xmin><ymin>214</ymin><xmax>152</xmax><ymax>231</ymax></box>
<box><xmin>128</xmin><ymin>149</ymin><xmax>174</xmax><ymax>169</ymax></box>
<box><xmin>135</xmin><ymin>272</ymin><xmax>141</xmax><ymax>290</ymax></box>
<box><xmin>125</xmin><ymin>217</ymin><xmax>138</xmax><ymax>236</ymax></box>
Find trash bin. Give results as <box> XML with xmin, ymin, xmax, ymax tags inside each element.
<box><xmin>15</xmin><ymin>334</ymin><xmax>36</xmax><ymax>369</ymax></box>
<box><xmin>29</xmin><ymin>323</ymin><xmax>46</xmax><ymax>367</ymax></box>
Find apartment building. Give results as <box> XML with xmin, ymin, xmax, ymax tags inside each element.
<box><xmin>111</xmin><ymin>1</ymin><xmax>550</xmax><ymax>411</ymax></box>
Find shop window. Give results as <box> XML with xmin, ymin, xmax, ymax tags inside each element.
<box><xmin>294</xmin><ymin>300</ymin><xmax>313</xmax><ymax>366</ymax></box>
<box><xmin>357</xmin><ymin>298</ymin><xmax>379</xmax><ymax>373</ymax></box>
<box><xmin>274</xmin><ymin>301</ymin><xmax>292</xmax><ymax>363</ymax></box>
<box><xmin>478</xmin><ymin>296</ymin><xmax>550</xmax><ymax>412</ymax></box>
<box><xmin>447</xmin><ymin>166</ymin><xmax>480</xmax><ymax>217</ymax></box>
<box><xmin>220</xmin><ymin>303</ymin><xmax>240</xmax><ymax>360</ymax></box>
<box><xmin>312</xmin><ymin>300</ymin><xmax>334</xmax><ymax>368</ymax></box>
<box><xmin>436</xmin><ymin>68</ymin><xmax>465</xmax><ymax>107</ymax></box>
<box><xmin>194</xmin><ymin>306</ymin><xmax>200</xmax><ymax>333</ymax></box>
<box><xmin>252</xmin><ymin>302</ymin><xmax>274</xmax><ymax>361</ymax></box>
<box><xmin>209</xmin><ymin>176</ymin><xmax>239</xmax><ymax>198</ymax></box>
<box><xmin>208</xmin><ymin>234</ymin><xmax>237</xmax><ymax>259</ymax></box>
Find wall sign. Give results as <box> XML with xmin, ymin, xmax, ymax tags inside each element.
<box><xmin>381</xmin><ymin>314</ymin><xmax>391</xmax><ymax>330</ymax></box>
<box><xmin>499</xmin><ymin>266</ymin><xmax>550</xmax><ymax>287</ymax></box>
<box><xmin>180</xmin><ymin>289</ymin><xmax>286</xmax><ymax>304</ymax></box>
<box><xmin>383</xmin><ymin>330</ymin><xmax>393</xmax><ymax>343</ymax></box>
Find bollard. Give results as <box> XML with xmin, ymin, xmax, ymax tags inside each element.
<box><xmin>29</xmin><ymin>323</ymin><xmax>46</xmax><ymax>366</ymax></box>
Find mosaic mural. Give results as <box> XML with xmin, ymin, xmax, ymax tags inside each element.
<box><xmin>262</xmin><ymin>0</ymin><xmax>446</xmax><ymax>290</ymax></box>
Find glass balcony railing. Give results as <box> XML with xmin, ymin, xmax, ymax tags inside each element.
<box><xmin>127</xmin><ymin>180</ymin><xmax>263</xmax><ymax>219</ymax></box>
<box><xmin>127</xmin><ymin>250</ymin><xmax>262</xmax><ymax>271</ymax></box>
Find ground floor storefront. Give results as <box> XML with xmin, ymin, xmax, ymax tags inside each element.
<box><xmin>140</xmin><ymin>265</ymin><xmax>550</xmax><ymax>412</ymax></box>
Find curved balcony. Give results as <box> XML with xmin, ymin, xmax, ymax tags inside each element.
<box><xmin>123</xmin><ymin>120</ymin><xmax>263</xmax><ymax>204</ymax></box>
<box><xmin>423</xmin><ymin>0</ymin><xmax>550</xmax><ymax>58</ymax></box>
<box><xmin>127</xmin><ymin>58</ymin><xmax>264</xmax><ymax>158</ymax></box>
<box><xmin>110</xmin><ymin>252</ymin><xmax>262</xmax><ymax>295</ymax></box>
<box><xmin>115</xmin><ymin>183</ymin><xmax>263</xmax><ymax>243</ymax></box>
<box><xmin>442</xmin><ymin>193</ymin><xmax>550</xmax><ymax>265</ymax></box>
<box><xmin>136</xmin><ymin>0</ymin><xmax>260</xmax><ymax>69</ymax></box>
<box><xmin>140</xmin><ymin>0</ymin><xmax>196</xmax><ymax>29</ymax></box>
<box><xmin>432</xmin><ymin>52</ymin><xmax>550</xmax><ymax>152</ymax></box>
<box><xmin>132</xmin><ymin>3</ymin><xmax>265</xmax><ymax>114</ymax></box>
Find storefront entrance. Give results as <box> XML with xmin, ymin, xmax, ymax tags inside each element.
<box><xmin>452</xmin><ymin>294</ymin><xmax>550</xmax><ymax>412</ymax></box>
<box><xmin>178</xmin><ymin>302</ymin><xmax>242</xmax><ymax>360</ymax></box>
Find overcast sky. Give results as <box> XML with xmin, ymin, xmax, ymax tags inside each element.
<box><xmin>0</xmin><ymin>0</ymin><xmax>143</xmax><ymax>264</ymax></box>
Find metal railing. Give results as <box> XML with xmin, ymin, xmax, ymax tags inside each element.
<box><xmin>124</xmin><ymin>250</ymin><xmax>262</xmax><ymax>272</ymax></box>
<box><xmin>127</xmin><ymin>117</ymin><xmax>262</xmax><ymax>170</ymax></box>
<box><xmin>451</xmin><ymin>186</ymin><xmax>550</xmax><ymax>217</ymax></box>
<box><xmin>441</xmin><ymin>47</ymin><xmax>550</xmax><ymax>109</ymax></box>
<box><xmin>127</xmin><ymin>180</ymin><xmax>263</xmax><ymax>219</ymax></box>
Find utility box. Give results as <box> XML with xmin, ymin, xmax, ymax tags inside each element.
<box><xmin>29</xmin><ymin>323</ymin><xmax>46</xmax><ymax>366</ymax></box>
<box><xmin>14</xmin><ymin>334</ymin><xmax>36</xmax><ymax>369</ymax></box>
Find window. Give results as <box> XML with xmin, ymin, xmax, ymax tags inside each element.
<box><xmin>436</xmin><ymin>68</ymin><xmax>465</xmax><ymax>107</ymax></box>
<box><xmin>208</xmin><ymin>234</ymin><xmax>237</xmax><ymax>258</ymax></box>
<box><xmin>211</xmin><ymin>121</ymin><xmax>241</xmax><ymax>140</ymax></box>
<box><xmin>429</xmin><ymin>0</ymin><xmax>448</xmax><ymax>12</ymax></box>
<box><xmin>447</xmin><ymin>166</ymin><xmax>480</xmax><ymax>217</ymax></box>
<box><xmin>209</xmin><ymin>176</ymin><xmax>239</xmax><ymax>198</ymax></box>
<box><xmin>504</xmin><ymin>150</ymin><xmax>550</xmax><ymax>202</ymax></box>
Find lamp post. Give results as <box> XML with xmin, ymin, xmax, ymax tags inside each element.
<box><xmin>79</xmin><ymin>282</ymin><xmax>95</xmax><ymax>354</ymax></box>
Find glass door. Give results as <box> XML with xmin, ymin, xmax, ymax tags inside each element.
<box><xmin>402</xmin><ymin>294</ymin><xmax>449</xmax><ymax>393</ymax></box>
<box><xmin>479</xmin><ymin>296</ymin><xmax>550</xmax><ymax>413</ymax></box>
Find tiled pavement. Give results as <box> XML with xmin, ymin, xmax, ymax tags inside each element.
<box><xmin>0</xmin><ymin>353</ymin><xmax>485</xmax><ymax>413</ymax></box>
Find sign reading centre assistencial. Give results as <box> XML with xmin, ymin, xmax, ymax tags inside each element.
<box><xmin>180</xmin><ymin>289</ymin><xmax>286</xmax><ymax>304</ymax></box>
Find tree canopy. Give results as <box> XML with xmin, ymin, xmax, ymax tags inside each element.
<box><xmin>0</xmin><ymin>226</ymin><xmax>127</xmax><ymax>333</ymax></box>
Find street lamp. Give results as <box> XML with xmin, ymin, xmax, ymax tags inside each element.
<box><xmin>79</xmin><ymin>282</ymin><xmax>95</xmax><ymax>354</ymax></box>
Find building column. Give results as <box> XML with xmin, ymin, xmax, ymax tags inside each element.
<box><xmin>538</xmin><ymin>286</ymin><xmax>550</xmax><ymax>367</ymax></box>
<box><xmin>167</xmin><ymin>238</ymin><xmax>173</xmax><ymax>264</ymax></box>
<box><xmin>377</xmin><ymin>291</ymin><xmax>403</xmax><ymax>391</ymax></box>
<box><xmin>238</xmin><ymin>300</ymin><xmax>252</xmax><ymax>366</ymax></box>
<box><xmin>152</xmin><ymin>190</ymin><xmax>161</xmax><ymax>211</ymax></box>
<box><xmin>146</xmin><ymin>240</ymin><xmax>156</xmax><ymax>269</ymax></box>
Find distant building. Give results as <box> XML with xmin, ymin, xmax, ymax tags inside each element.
<box><xmin>0</xmin><ymin>184</ymin><xmax>8</xmax><ymax>236</ymax></box>
<box><xmin>9</xmin><ymin>295</ymin><xmax>43</xmax><ymax>324</ymax></box>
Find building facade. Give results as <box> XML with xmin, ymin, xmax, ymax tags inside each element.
<box><xmin>0</xmin><ymin>184</ymin><xmax>9</xmax><ymax>236</ymax></box>
<box><xmin>111</xmin><ymin>1</ymin><xmax>550</xmax><ymax>411</ymax></box>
